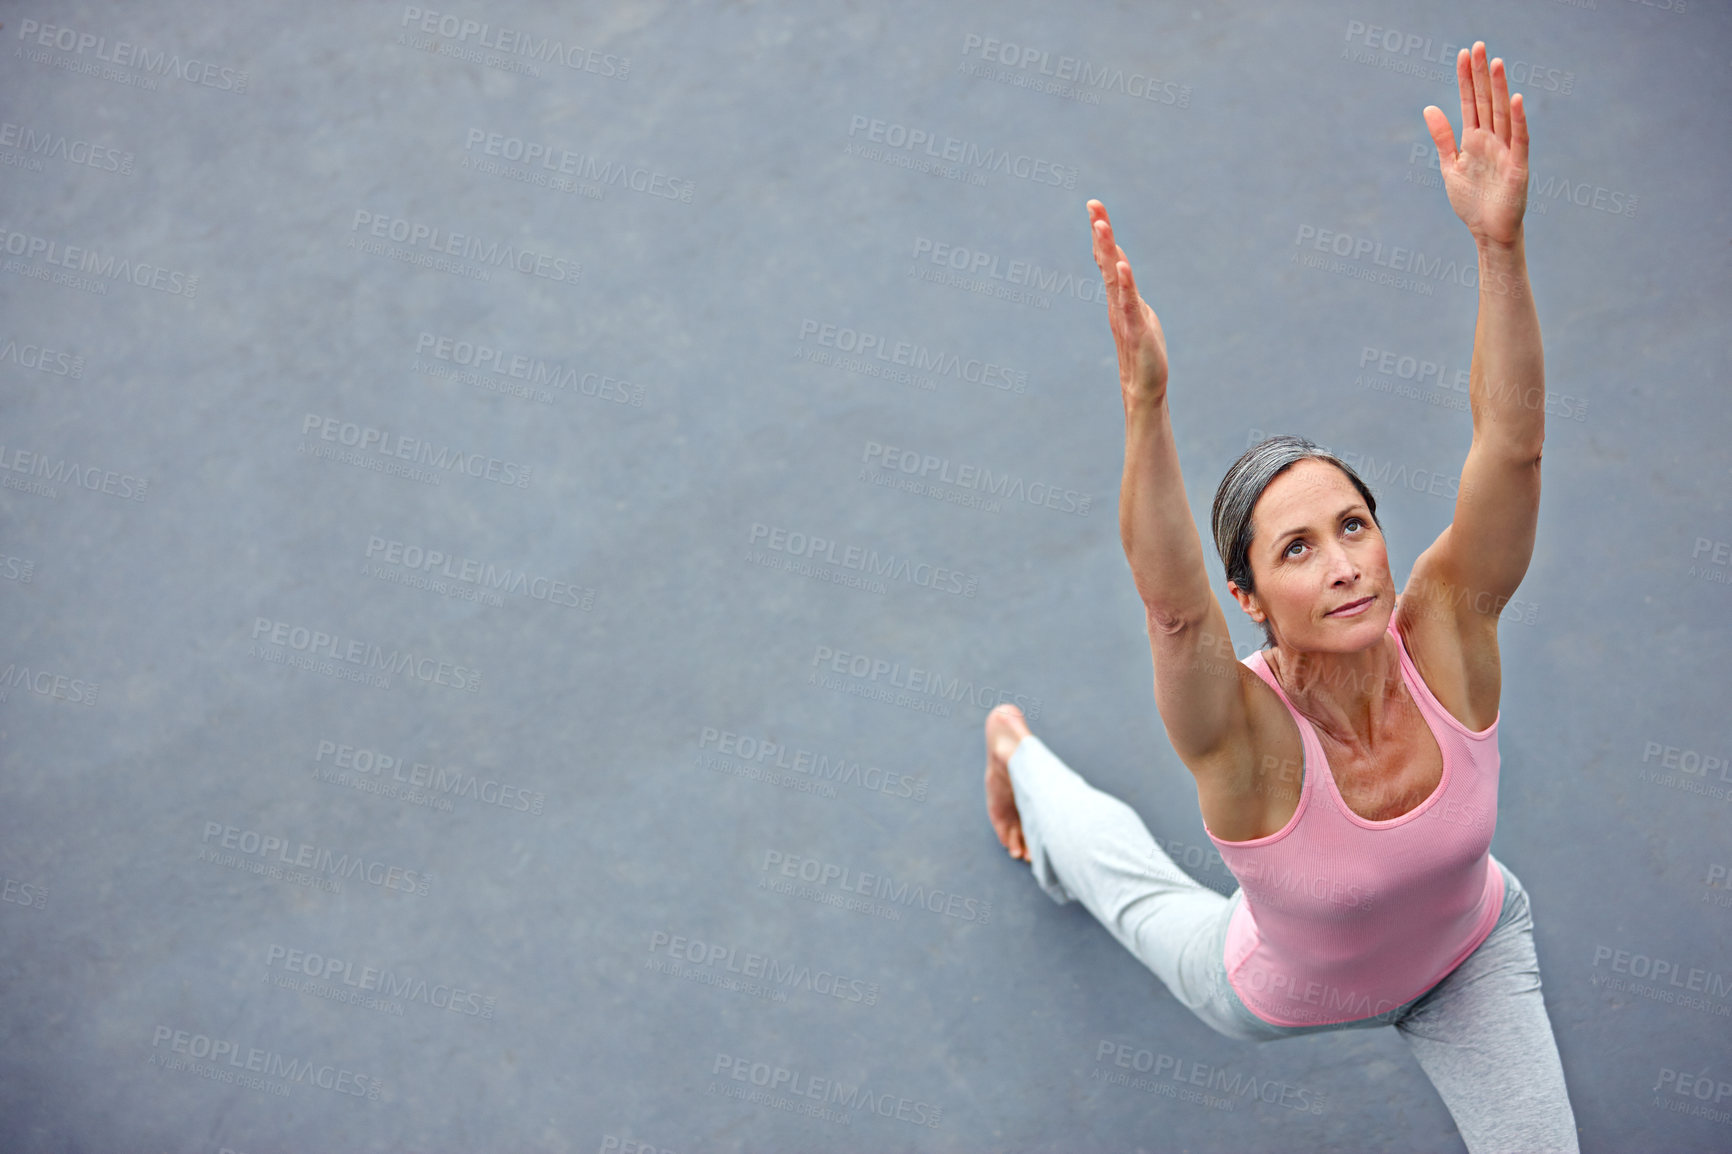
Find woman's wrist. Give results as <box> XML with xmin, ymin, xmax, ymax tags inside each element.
<box><xmin>1474</xmin><ymin>228</ymin><xmax>1526</xmax><ymax>258</ymax></box>
<box><xmin>1474</xmin><ymin>233</ymin><xmax>1529</xmax><ymax>298</ymax></box>
<box><xmin>1122</xmin><ymin>385</ymin><xmax>1170</xmax><ymax>424</ymax></box>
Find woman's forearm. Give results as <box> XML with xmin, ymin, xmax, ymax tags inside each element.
<box><xmin>1120</xmin><ymin>395</ymin><xmax>1217</xmax><ymax>627</ymax></box>
<box><xmin>1469</xmin><ymin>232</ymin><xmax>1545</xmax><ymax>460</ymax></box>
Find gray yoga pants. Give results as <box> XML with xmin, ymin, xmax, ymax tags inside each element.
<box><xmin>1006</xmin><ymin>733</ymin><xmax>1581</xmax><ymax>1154</ymax></box>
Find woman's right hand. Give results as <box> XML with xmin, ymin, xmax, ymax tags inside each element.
<box><xmin>1088</xmin><ymin>200</ymin><xmax>1170</xmax><ymax>408</ymax></box>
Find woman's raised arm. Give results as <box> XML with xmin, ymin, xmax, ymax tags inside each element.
<box><xmin>1090</xmin><ymin>201</ymin><xmax>1253</xmax><ymax>772</ymax></box>
<box><xmin>1409</xmin><ymin>41</ymin><xmax>1545</xmax><ymax>622</ymax></box>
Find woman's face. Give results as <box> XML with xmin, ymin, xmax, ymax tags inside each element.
<box><xmin>1230</xmin><ymin>458</ymin><xmax>1393</xmax><ymax>654</ymax></box>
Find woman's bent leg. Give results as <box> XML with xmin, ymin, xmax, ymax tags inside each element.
<box><xmin>1006</xmin><ymin>734</ymin><xmax>1261</xmax><ymax>1040</ymax></box>
<box><xmin>1393</xmin><ymin>862</ymin><xmax>1581</xmax><ymax>1153</ymax></box>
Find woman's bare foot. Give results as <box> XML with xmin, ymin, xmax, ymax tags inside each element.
<box><xmin>985</xmin><ymin>703</ymin><xmax>1033</xmax><ymax>862</ymax></box>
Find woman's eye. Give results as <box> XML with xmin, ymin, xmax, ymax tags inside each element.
<box><xmin>1345</xmin><ymin>517</ymin><xmax>1364</xmax><ymax>531</ymax></box>
<box><xmin>1285</xmin><ymin>541</ymin><xmax>1305</xmax><ymax>558</ymax></box>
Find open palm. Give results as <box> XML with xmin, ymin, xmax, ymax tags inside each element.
<box><xmin>1422</xmin><ymin>41</ymin><xmax>1530</xmax><ymax>248</ymax></box>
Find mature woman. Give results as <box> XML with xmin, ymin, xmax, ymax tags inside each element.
<box><xmin>983</xmin><ymin>42</ymin><xmax>1579</xmax><ymax>1153</ymax></box>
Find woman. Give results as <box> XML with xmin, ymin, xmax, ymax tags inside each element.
<box><xmin>983</xmin><ymin>42</ymin><xmax>1579</xmax><ymax>1153</ymax></box>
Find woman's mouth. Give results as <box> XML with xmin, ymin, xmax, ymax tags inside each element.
<box><xmin>1327</xmin><ymin>596</ymin><xmax>1374</xmax><ymax>617</ymax></box>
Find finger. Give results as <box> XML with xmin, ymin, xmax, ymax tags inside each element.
<box><xmin>1118</xmin><ymin>256</ymin><xmax>1145</xmax><ymax>315</ymax></box>
<box><xmin>1093</xmin><ymin>214</ymin><xmax>1119</xmax><ymax>270</ymax></box>
<box><xmin>1489</xmin><ymin>57</ymin><xmax>1509</xmax><ymax>142</ymax></box>
<box><xmin>1088</xmin><ymin>200</ymin><xmax>1112</xmax><ymax>253</ymax></box>
<box><xmin>1119</xmin><ymin>264</ymin><xmax>1140</xmax><ymax>336</ymax></box>
<box><xmin>1509</xmin><ymin>92</ymin><xmax>1528</xmax><ymax>171</ymax></box>
<box><xmin>1421</xmin><ymin>106</ymin><xmax>1458</xmax><ymax>168</ymax></box>
<box><xmin>1471</xmin><ymin>43</ymin><xmax>1493</xmax><ymax>138</ymax></box>
<box><xmin>1091</xmin><ymin>216</ymin><xmax>1112</xmax><ymax>271</ymax></box>
<box><xmin>1455</xmin><ymin>48</ymin><xmax>1475</xmax><ymax>132</ymax></box>
<box><xmin>1114</xmin><ymin>259</ymin><xmax>1149</xmax><ymax>343</ymax></box>
<box><xmin>1093</xmin><ymin>220</ymin><xmax>1123</xmax><ymax>311</ymax></box>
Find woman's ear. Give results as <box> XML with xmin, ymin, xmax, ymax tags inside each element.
<box><xmin>1226</xmin><ymin>580</ymin><xmax>1262</xmax><ymax>622</ymax></box>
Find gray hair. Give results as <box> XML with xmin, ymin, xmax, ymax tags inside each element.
<box><xmin>1210</xmin><ymin>435</ymin><xmax>1382</xmax><ymax>649</ymax></box>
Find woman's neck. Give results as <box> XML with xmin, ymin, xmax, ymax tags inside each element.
<box><xmin>1265</xmin><ymin>634</ymin><xmax>1406</xmax><ymax>750</ymax></box>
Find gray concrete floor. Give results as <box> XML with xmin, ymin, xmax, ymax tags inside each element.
<box><xmin>1</xmin><ymin>2</ymin><xmax>1728</xmax><ymax>1151</ymax></box>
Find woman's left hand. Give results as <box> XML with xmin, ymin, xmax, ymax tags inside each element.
<box><xmin>1422</xmin><ymin>41</ymin><xmax>1529</xmax><ymax>248</ymax></box>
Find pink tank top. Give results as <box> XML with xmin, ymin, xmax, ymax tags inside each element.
<box><xmin>1205</xmin><ymin>611</ymin><xmax>1506</xmax><ymax>1026</ymax></box>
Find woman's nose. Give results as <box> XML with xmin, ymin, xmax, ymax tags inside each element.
<box><xmin>1324</xmin><ymin>544</ymin><xmax>1360</xmax><ymax>580</ymax></box>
